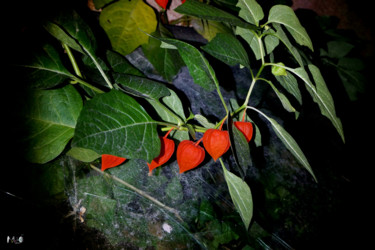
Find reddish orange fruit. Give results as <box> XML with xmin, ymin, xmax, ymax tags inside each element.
<box><xmin>203</xmin><ymin>129</ymin><xmax>230</xmax><ymax>161</ymax></box>
<box><xmin>177</xmin><ymin>140</ymin><xmax>205</xmax><ymax>173</ymax></box>
<box><xmin>101</xmin><ymin>154</ymin><xmax>126</xmax><ymax>171</ymax></box>
<box><xmin>155</xmin><ymin>0</ymin><xmax>169</xmax><ymax>9</ymax></box>
<box><xmin>147</xmin><ymin>136</ymin><xmax>175</xmax><ymax>174</ymax></box>
<box><xmin>234</xmin><ymin>121</ymin><xmax>253</xmax><ymax>143</ymax></box>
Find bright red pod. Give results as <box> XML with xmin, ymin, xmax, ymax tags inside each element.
<box><xmin>147</xmin><ymin>136</ymin><xmax>175</xmax><ymax>173</ymax></box>
<box><xmin>155</xmin><ymin>0</ymin><xmax>169</xmax><ymax>9</ymax></box>
<box><xmin>101</xmin><ymin>154</ymin><xmax>126</xmax><ymax>171</ymax></box>
<box><xmin>234</xmin><ymin>121</ymin><xmax>254</xmax><ymax>143</ymax></box>
<box><xmin>177</xmin><ymin>140</ymin><xmax>205</xmax><ymax>173</ymax></box>
<box><xmin>203</xmin><ymin>129</ymin><xmax>230</xmax><ymax>161</ymax></box>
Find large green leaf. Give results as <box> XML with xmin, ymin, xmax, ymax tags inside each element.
<box><xmin>21</xmin><ymin>44</ymin><xmax>73</xmax><ymax>89</ymax></box>
<box><xmin>222</xmin><ymin>165</ymin><xmax>253</xmax><ymax>230</ymax></box>
<box><xmin>113</xmin><ymin>73</ymin><xmax>170</xmax><ymax>100</ymax></box>
<box><xmin>201</xmin><ymin>33</ymin><xmax>250</xmax><ymax>69</ymax></box>
<box><xmin>229</xmin><ymin>123</ymin><xmax>252</xmax><ymax>175</ymax></box>
<box><xmin>72</xmin><ymin>90</ymin><xmax>160</xmax><ymax>162</ymax></box>
<box><xmin>249</xmin><ymin>107</ymin><xmax>317</xmax><ymax>181</ymax></box>
<box><xmin>288</xmin><ymin>65</ymin><xmax>345</xmax><ymax>142</ymax></box>
<box><xmin>22</xmin><ymin>85</ymin><xmax>83</xmax><ymax>163</ymax></box>
<box><xmin>175</xmin><ymin>0</ymin><xmax>255</xmax><ymax>29</ymax></box>
<box><xmin>157</xmin><ymin>37</ymin><xmax>217</xmax><ymax>91</ymax></box>
<box><xmin>267</xmin><ymin>5</ymin><xmax>313</xmax><ymax>51</ymax></box>
<box><xmin>236</xmin><ymin>0</ymin><xmax>264</xmax><ymax>26</ymax></box>
<box><xmin>99</xmin><ymin>0</ymin><xmax>157</xmax><ymax>56</ymax></box>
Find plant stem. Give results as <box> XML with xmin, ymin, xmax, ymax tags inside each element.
<box><xmin>63</xmin><ymin>43</ymin><xmax>83</xmax><ymax>79</ymax></box>
<box><xmin>90</xmin><ymin>164</ymin><xmax>183</xmax><ymax>222</ymax></box>
<box><xmin>71</xmin><ymin>76</ymin><xmax>105</xmax><ymax>94</ymax></box>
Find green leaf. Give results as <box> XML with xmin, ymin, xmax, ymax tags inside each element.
<box><xmin>46</xmin><ymin>10</ymin><xmax>112</xmax><ymax>88</ymax></box>
<box><xmin>72</xmin><ymin>90</ymin><xmax>160</xmax><ymax>162</ymax></box>
<box><xmin>46</xmin><ymin>10</ymin><xmax>97</xmax><ymax>55</ymax></box>
<box><xmin>142</xmin><ymin>29</ymin><xmax>184</xmax><ymax>82</ymax></box>
<box><xmin>236</xmin><ymin>0</ymin><xmax>264</xmax><ymax>26</ymax></box>
<box><xmin>262</xmin><ymin>79</ymin><xmax>299</xmax><ymax>118</ymax></box>
<box><xmin>99</xmin><ymin>0</ymin><xmax>157</xmax><ymax>56</ymax></box>
<box><xmin>267</xmin><ymin>5</ymin><xmax>313</xmax><ymax>51</ymax></box>
<box><xmin>22</xmin><ymin>85</ymin><xmax>83</xmax><ymax>163</ymax></box>
<box><xmin>157</xmin><ymin>37</ymin><xmax>217</xmax><ymax>91</ymax></box>
<box><xmin>106</xmin><ymin>50</ymin><xmax>143</xmax><ymax>76</ymax></box>
<box><xmin>275</xmin><ymin>73</ymin><xmax>302</xmax><ymax>105</ymax></box>
<box><xmin>191</xmin><ymin>19</ymin><xmax>232</xmax><ymax>42</ymax></box>
<box><xmin>201</xmin><ymin>33</ymin><xmax>250</xmax><ymax>69</ymax></box>
<box><xmin>272</xmin><ymin>24</ymin><xmax>304</xmax><ymax>67</ymax></box>
<box><xmin>222</xmin><ymin>165</ymin><xmax>253</xmax><ymax>230</ymax></box>
<box><xmin>113</xmin><ymin>73</ymin><xmax>170</xmax><ymax>100</ymax></box>
<box><xmin>235</xmin><ymin>27</ymin><xmax>263</xmax><ymax>61</ymax></box>
<box><xmin>288</xmin><ymin>65</ymin><xmax>344</xmax><ymax>142</ymax></box>
<box><xmin>264</xmin><ymin>32</ymin><xmax>280</xmax><ymax>54</ymax></box>
<box><xmin>327</xmin><ymin>41</ymin><xmax>354</xmax><ymax>58</ymax></box>
<box><xmin>66</xmin><ymin>147</ymin><xmax>101</xmax><ymax>162</ymax></box>
<box><xmin>93</xmin><ymin>0</ymin><xmax>115</xmax><ymax>9</ymax></box>
<box><xmin>249</xmin><ymin>107</ymin><xmax>317</xmax><ymax>181</ymax></box>
<box><xmin>194</xmin><ymin>114</ymin><xmax>215</xmax><ymax>129</ymax></box>
<box><xmin>20</xmin><ymin>44</ymin><xmax>73</xmax><ymax>89</ymax></box>
<box><xmin>175</xmin><ymin>0</ymin><xmax>255</xmax><ymax>29</ymax></box>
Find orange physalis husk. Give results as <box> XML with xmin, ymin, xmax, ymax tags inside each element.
<box><xmin>155</xmin><ymin>0</ymin><xmax>169</xmax><ymax>9</ymax></box>
<box><xmin>177</xmin><ymin>140</ymin><xmax>205</xmax><ymax>173</ymax></box>
<box><xmin>147</xmin><ymin>136</ymin><xmax>175</xmax><ymax>174</ymax></box>
<box><xmin>203</xmin><ymin>129</ymin><xmax>230</xmax><ymax>161</ymax></box>
<box><xmin>234</xmin><ymin>121</ymin><xmax>254</xmax><ymax>143</ymax></box>
<box><xmin>101</xmin><ymin>154</ymin><xmax>126</xmax><ymax>171</ymax></box>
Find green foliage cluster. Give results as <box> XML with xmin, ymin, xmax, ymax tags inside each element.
<box><xmin>17</xmin><ymin>0</ymin><xmax>346</xmax><ymax>247</ymax></box>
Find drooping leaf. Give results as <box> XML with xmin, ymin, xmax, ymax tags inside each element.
<box><xmin>262</xmin><ymin>78</ymin><xmax>299</xmax><ymax>118</ymax></box>
<box><xmin>222</xmin><ymin>165</ymin><xmax>253</xmax><ymax>230</ymax></box>
<box><xmin>175</xmin><ymin>0</ymin><xmax>255</xmax><ymax>29</ymax></box>
<box><xmin>289</xmin><ymin>65</ymin><xmax>345</xmax><ymax>142</ymax></box>
<box><xmin>201</xmin><ymin>33</ymin><xmax>250</xmax><ymax>69</ymax></box>
<box><xmin>113</xmin><ymin>73</ymin><xmax>170</xmax><ymax>100</ymax></box>
<box><xmin>22</xmin><ymin>85</ymin><xmax>83</xmax><ymax>163</ymax></box>
<box><xmin>99</xmin><ymin>0</ymin><xmax>157</xmax><ymax>56</ymax></box>
<box><xmin>157</xmin><ymin>37</ymin><xmax>217</xmax><ymax>91</ymax></box>
<box><xmin>236</xmin><ymin>0</ymin><xmax>264</xmax><ymax>26</ymax></box>
<box><xmin>20</xmin><ymin>44</ymin><xmax>73</xmax><ymax>89</ymax></box>
<box><xmin>275</xmin><ymin>72</ymin><xmax>302</xmax><ymax>105</ymax></box>
<box><xmin>249</xmin><ymin>107</ymin><xmax>317</xmax><ymax>181</ymax></box>
<box><xmin>194</xmin><ymin>114</ymin><xmax>215</xmax><ymax>129</ymax></box>
<box><xmin>235</xmin><ymin>27</ymin><xmax>264</xmax><ymax>61</ymax></box>
<box><xmin>72</xmin><ymin>90</ymin><xmax>160</xmax><ymax>162</ymax></box>
<box><xmin>267</xmin><ymin>5</ymin><xmax>313</xmax><ymax>51</ymax></box>
<box><xmin>271</xmin><ymin>24</ymin><xmax>304</xmax><ymax>67</ymax></box>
